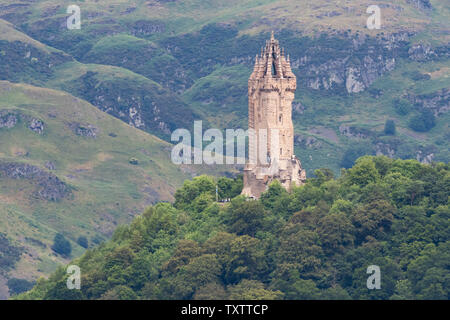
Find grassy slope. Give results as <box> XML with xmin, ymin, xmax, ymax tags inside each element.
<box><xmin>0</xmin><ymin>80</ymin><xmax>194</xmax><ymax>290</ymax></box>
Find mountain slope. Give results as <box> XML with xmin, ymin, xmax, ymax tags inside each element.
<box><xmin>0</xmin><ymin>1</ymin><xmax>448</xmax><ymax>175</ymax></box>
<box><xmin>0</xmin><ymin>80</ymin><xmax>195</xmax><ymax>298</ymax></box>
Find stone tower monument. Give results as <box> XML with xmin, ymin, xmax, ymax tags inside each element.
<box><xmin>242</xmin><ymin>32</ymin><xmax>306</xmax><ymax>198</ymax></box>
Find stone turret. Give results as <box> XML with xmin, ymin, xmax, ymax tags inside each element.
<box><xmin>242</xmin><ymin>32</ymin><xmax>306</xmax><ymax>198</ymax></box>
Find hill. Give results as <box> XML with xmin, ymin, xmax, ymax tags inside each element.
<box><xmin>16</xmin><ymin>156</ymin><xmax>449</xmax><ymax>300</ymax></box>
<box><xmin>0</xmin><ymin>1</ymin><xmax>448</xmax><ymax>174</ymax></box>
<box><xmin>0</xmin><ymin>80</ymin><xmax>197</xmax><ymax>298</ymax></box>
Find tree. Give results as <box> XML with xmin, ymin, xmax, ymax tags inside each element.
<box><xmin>99</xmin><ymin>285</ymin><xmax>137</xmax><ymax>300</ymax></box>
<box><xmin>393</xmin><ymin>98</ymin><xmax>412</xmax><ymax>115</ymax></box>
<box><xmin>194</xmin><ymin>282</ymin><xmax>227</xmax><ymax>300</ymax></box>
<box><xmin>260</xmin><ymin>180</ymin><xmax>288</xmax><ymax>210</ymax></box>
<box><xmin>77</xmin><ymin>236</ymin><xmax>88</xmax><ymax>249</ymax></box>
<box><xmin>409</xmin><ymin>109</ymin><xmax>436</xmax><ymax>132</ymax></box>
<box><xmin>228</xmin><ymin>280</ymin><xmax>283</xmax><ymax>300</ymax></box>
<box><xmin>217</xmin><ymin>175</ymin><xmax>243</xmax><ymax>199</ymax></box>
<box><xmin>384</xmin><ymin>120</ymin><xmax>396</xmax><ymax>135</ymax></box>
<box><xmin>227</xmin><ymin>198</ymin><xmax>267</xmax><ymax>237</ymax></box>
<box><xmin>174</xmin><ymin>175</ymin><xmax>216</xmax><ymax>209</ymax></box>
<box><xmin>341</xmin><ymin>145</ymin><xmax>373</xmax><ymax>169</ymax></box>
<box><xmin>288</xmin><ymin>279</ymin><xmax>321</xmax><ymax>300</ymax></box>
<box><xmin>7</xmin><ymin>278</ymin><xmax>34</xmax><ymax>296</ymax></box>
<box><xmin>51</xmin><ymin>233</ymin><xmax>72</xmax><ymax>256</ymax></box>
<box><xmin>317</xmin><ymin>212</ymin><xmax>355</xmax><ymax>254</ymax></box>
<box><xmin>345</xmin><ymin>157</ymin><xmax>380</xmax><ymax>187</ymax></box>
<box><xmin>352</xmin><ymin>200</ymin><xmax>395</xmax><ymax>242</ymax></box>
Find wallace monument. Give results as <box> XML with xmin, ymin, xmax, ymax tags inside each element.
<box><xmin>242</xmin><ymin>32</ymin><xmax>307</xmax><ymax>199</ymax></box>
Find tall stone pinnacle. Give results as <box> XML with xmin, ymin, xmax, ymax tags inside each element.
<box><xmin>243</xmin><ymin>33</ymin><xmax>306</xmax><ymax>199</ymax></box>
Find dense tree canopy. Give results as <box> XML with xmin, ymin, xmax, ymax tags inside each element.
<box><xmin>17</xmin><ymin>157</ymin><xmax>449</xmax><ymax>300</ymax></box>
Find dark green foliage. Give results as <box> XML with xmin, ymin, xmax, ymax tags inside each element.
<box><xmin>217</xmin><ymin>175</ymin><xmax>243</xmax><ymax>200</ymax></box>
<box><xmin>341</xmin><ymin>144</ymin><xmax>374</xmax><ymax>169</ymax></box>
<box><xmin>0</xmin><ymin>233</ymin><xmax>22</xmax><ymax>271</ymax></box>
<box><xmin>409</xmin><ymin>109</ymin><xmax>436</xmax><ymax>132</ymax></box>
<box><xmin>19</xmin><ymin>157</ymin><xmax>450</xmax><ymax>300</ymax></box>
<box><xmin>7</xmin><ymin>278</ymin><xmax>35</xmax><ymax>296</ymax></box>
<box><xmin>77</xmin><ymin>236</ymin><xmax>89</xmax><ymax>249</ymax></box>
<box><xmin>51</xmin><ymin>233</ymin><xmax>72</xmax><ymax>257</ymax></box>
<box><xmin>393</xmin><ymin>99</ymin><xmax>413</xmax><ymax>116</ymax></box>
<box><xmin>0</xmin><ymin>41</ymin><xmax>71</xmax><ymax>83</ymax></box>
<box><xmin>384</xmin><ymin>120</ymin><xmax>396</xmax><ymax>135</ymax></box>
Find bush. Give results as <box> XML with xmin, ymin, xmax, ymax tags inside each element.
<box><xmin>384</xmin><ymin>120</ymin><xmax>396</xmax><ymax>135</ymax></box>
<box><xmin>341</xmin><ymin>144</ymin><xmax>373</xmax><ymax>169</ymax></box>
<box><xmin>77</xmin><ymin>236</ymin><xmax>88</xmax><ymax>249</ymax></box>
<box><xmin>409</xmin><ymin>109</ymin><xmax>436</xmax><ymax>132</ymax></box>
<box><xmin>51</xmin><ymin>233</ymin><xmax>72</xmax><ymax>256</ymax></box>
<box><xmin>7</xmin><ymin>278</ymin><xmax>34</xmax><ymax>296</ymax></box>
<box><xmin>129</xmin><ymin>158</ymin><xmax>139</xmax><ymax>165</ymax></box>
<box><xmin>393</xmin><ymin>99</ymin><xmax>412</xmax><ymax>116</ymax></box>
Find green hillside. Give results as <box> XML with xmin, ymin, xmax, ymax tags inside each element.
<box><xmin>0</xmin><ymin>1</ymin><xmax>448</xmax><ymax>174</ymax></box>
<box><xmin>16</xmin><ymin>157</ymin><xmax>450</xmax><ymax>300</ymax></box>
<box><xmin>0</xmin><ymin>80</ymin><xmax>196</xmax><ymax>297</ymax></box>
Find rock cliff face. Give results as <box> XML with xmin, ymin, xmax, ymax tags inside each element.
<box><xmin>288</xmin><ymin>33</ymin><xmax>408</xmax><ymax>94</ymax></box>
<box><xmin>0</xmin><ymin>111</ymin><xmax>46</xmax><ymax>134</ymax></box>
<box><xmin>406</xmin><ymin>0</ymin><xmax>432</xmax><ymax>11</ymax></box>
<box><xmin>0</xmin><ymin>162</ymin><xmax>70</xmax><ymax>201</ymax></box>
<box><xmin>28</xmin><ymin>118</ymin><xmax>45</xmax><ymax>134</ymax></box>
<box><xmin>0</xmin><ymin>112</ymin><xmax>17</xmax><ymax>128</ymax></box>
<box><xmin>407</xmin><ymin>89</ymin><xmax>450</xmax><ymax>117</ymax></box>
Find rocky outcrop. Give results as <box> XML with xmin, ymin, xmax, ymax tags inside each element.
<box><xmin>292</xmin><ymin>101</ymin><xmax>306</xmax><ymax>114</ymax></box>
<box><xmin>0</xmin><ymin>162</ymin><xmax>70</xmax><ymax>201</ymax></box>
<box><xmin>339</xmin><ymin>125</ymin><xmax>372</xmax><ymax>139</ymax></box>
<box><xmin>406</xmin><ymin>0</ymin><xmax>432</xmax><ymax>11</ymax></box>
<box><xmin>416</xmin><ymin>150</ymin><xmax>434</xmax><ymax>164</ymax></box>
<box><xmin>407</xmin><ymin>89</ymin><xmax>450</xmax><ymax>116</ymax></box>
<box><xmin>288</xmin><ymin>33</ymin><xmax>407</xmax><ymax>94</ymax></box>
<box><xmin>45</xmin><ymin>161</ymin><xmax>56</xmax><ymax>171</ymax></box>
<box><xmin>128</xmin><ymin>20</ymin><xmax>165</xmax><ymax>36</ymax></box>
<box><xmin>375</xmin><ymin>142</ymin><xmax>396</xmax><ymax>158</ymax></box>
<box><xmin>295</xmin><ymin>134</ymin><xmax>322</xmax><ymax>149</ymax></box>
<box><xmin>72</xmin><ymin>123</ymin><xmax>98</xmax><ymax>138</ymax></box>
<box><xmin>28</xmin><ymin>118</ymin><xmax>45</xmax><ymax>134</ymax></box>
<box><xmin>408</xmin><ymin>43</ymin><xmax>436</xmax><ymax>61</ymax></box>
<box><xmin>0</xmin><ymin>112</ymin><xmax>46</xmax><ymax>134</ymax></box>
<box><xmin>0</xmin><ymin>112</ymin><xmax>17</xmax><ymax>128</ymax></box>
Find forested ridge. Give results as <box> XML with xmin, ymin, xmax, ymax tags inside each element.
<box><xmin>17</xmin><ymin>156</ymin><xmax>449</xmax><ymax>300</ymax></box>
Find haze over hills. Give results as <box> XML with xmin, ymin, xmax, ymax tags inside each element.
<box><xmin>0</xmin><ymin>0</ymin><xmax>449</xmax><ymax>299</ymax></box>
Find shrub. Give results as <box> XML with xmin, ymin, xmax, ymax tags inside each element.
<box><xmin>393</xmin><ymin>99</ymin><xmax>412</xmax><ymax>116</ymax></box>
<box><xmin>51</xmin><ymin>233</ymin><xmax>72</xmax><ymax>256</ymax></box>
<box><xmin>384</xmin><ymin>120</ymin><xmax>396</xmax><ymax>135</ymax></box>
<box><xmin>409</xmin><ymin>109</ymin><xmax>436</xmax><ymax>132</ymax></box>
<box><xmin>76</xmin><ymin>236</ymin><xmax>88</xmax><ymax>249</ymax></box>
<box><xmin>341</xmin><ymin>144</ymin><xmax>373</xmax><ymax>169</ymax></box>
<box><xmin>7</xmin><ymin>278</ymin><xmax>34</xmax><ymax>296</ymax></box>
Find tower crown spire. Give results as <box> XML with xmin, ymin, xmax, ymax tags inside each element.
<box><xmin>250</xmin><ymin>32</ymin><xmax>294</xmax><ymax>80</ymax></box>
